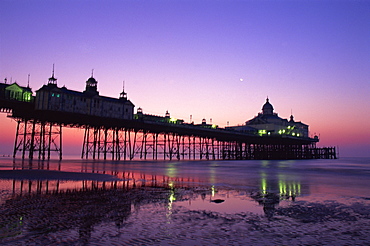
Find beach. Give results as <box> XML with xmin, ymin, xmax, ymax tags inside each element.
<box><xmin>0</xmin><ymin>157</ymin><xmax>369</xmax><ymax>245</ymax></box>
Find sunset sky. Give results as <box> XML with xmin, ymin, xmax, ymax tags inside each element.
<box><xmin>1</xmin><ymin>0</ymin><xmax>369</xmax><ymax>157</ymax></box>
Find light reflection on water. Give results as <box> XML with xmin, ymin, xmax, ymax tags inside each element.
<box><xmin>0</xmin><ymin>157</ymin><xmax>369</xmax><ymax>244</ymax></box>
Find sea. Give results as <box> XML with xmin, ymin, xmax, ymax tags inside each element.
<box><xmin>0</xmin><ymin>157</ymin><xmax>369</xmax><ymax>245</ymax></box>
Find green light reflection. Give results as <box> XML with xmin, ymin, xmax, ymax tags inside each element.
<box><xmin>166</xmin><ymin>163</ymin><xmax>177</xmax><ymax>178</ymax></box>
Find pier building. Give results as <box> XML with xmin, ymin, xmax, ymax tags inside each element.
<box><xmin>134</xmin><ymin>108</ymin><xmax>184</xmax><ymax>124</ymax></box>
<box><xmin>35</xmin><ymin>72</ymin><xmax>134</xmax><ymax>120</ymax></box>
<box><xmin>194</xmin><ymin>118</ymin><xmax>218</xmax><ymax>129</ymax></box>
<box><xmin>0</xmin><ymin>79</ymin><xmax>33</xmax><ymax>103</ymax></box>
<box><xmin>227</xmin><ymin>98</ymin><xmax>310</xmax><ymax>138</ymax></box>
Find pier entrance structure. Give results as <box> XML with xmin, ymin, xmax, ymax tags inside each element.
<box><xmin>0</xmin><ymin>75</ymin><xmax>336</xmax><ymax>160</ymax></box>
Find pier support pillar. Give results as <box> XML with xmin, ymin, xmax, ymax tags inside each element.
<box><xmin>12</xmin><ymin>119</ymin><xmax>62</xmax><ymax>160</ymax></box>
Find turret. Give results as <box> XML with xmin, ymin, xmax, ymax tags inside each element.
<box><xmin>84</xmin><ymin>71</ymin><xmax>99</xmax><ymax>96</ymax></box>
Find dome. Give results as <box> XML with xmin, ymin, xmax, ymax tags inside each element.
<box><xmin>87</xmin><ymin>77</ymin><xmax>97</xmax><ymax>85</ymax></box>
<box><xmin>84</xmin><ymin>76</ymin><xmax>99</xmax><ymax>95</ymax></box>
<box><xmin>262</xmin><ymin>98</ymin><xmax>274</xmax><ymax>115</ymax></box>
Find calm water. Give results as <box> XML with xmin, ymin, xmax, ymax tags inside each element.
<box><xmin>0</xmin><ymin>157</ymin><xmax>369</xmax><ymax>245</ymax></box>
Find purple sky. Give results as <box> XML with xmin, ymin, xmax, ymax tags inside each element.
<box><xmin>1</xmin><ymin>0</ymin><xmax>369</xmax><ymax>157</ymax></box>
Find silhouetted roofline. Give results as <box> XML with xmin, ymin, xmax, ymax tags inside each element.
<box><xmin>36</xmin><ymin>84</ymin><xmax>134</xmax><ymax>104</ymax></box>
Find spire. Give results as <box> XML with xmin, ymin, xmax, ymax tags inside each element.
<box><xmin>27</xmin><ymin>74</ymin><xmax>30</xmax><ymax>88</ymax></box>
<box><xmin>48</xmin><ymin>64</ymin><xmax>57</xmax><ymax>85</ymax></box>
<box><xmin>120</xmin><ymin>80</ymin><xmax>127</xmax><ymax>99</ymax></box>
<box><xmin>290</xmin><ymin>109</ymin><xmax>294</xmax><ymax>122</ymax></box>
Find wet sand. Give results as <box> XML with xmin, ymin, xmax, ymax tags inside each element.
<box><xmin>0</xmin><ymin>157</ymin><xmax>369</xmax><ymax>245</ymax></box>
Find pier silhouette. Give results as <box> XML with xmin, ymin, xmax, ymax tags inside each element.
<box><xmin>0</xmin><ymin>77</ymin><xmax>336</xmax><ymax>160</ymax></box>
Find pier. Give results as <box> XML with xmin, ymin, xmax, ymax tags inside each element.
<box><xmin>0</xmin><ymin>77</ymin><xmax>337</xmax><ymax>160</ymax></box>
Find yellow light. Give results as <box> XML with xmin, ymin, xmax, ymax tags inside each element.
<box><xmin>212</xmin><ymin>124</ymin><xmax>217</xmax><ymax>129</ymax></box>
<box><xmin>169</xmin><ymin>192</ymin><xmax>176</xmax><ymax>202</ymax></box>
<box><xmin>261</xmin><ymin>177</ymin><xmax>267</xmax><ymax>195</ymax></box>
<box><xmin>279</xmin><ymin>180</ymin><xmax>283</xmax><ymax>195</ymax></box>
<box><xmin>170</xmin><ymin>117</ymin><xmax>177</xmax><ymax>123</ymax></box>
<box><xmin>292</xmin><ymin>132</ymin><xmax>296</xmax><ymax>136</ymax></box>
<box><xmin>260</xmin><ymin>172</ymin><xmax>267</xmax><ymax>194</ymax></box>
<box><xmin>287</xmin><ymin>126</ymin><xmax>291</xmax><ymax>129</ymax></box>
<box><xmin>24</xmin><ymin>93</ymin><xmax>31</xmax><ymax>102</ymax></box>
<box><xmin>167</xmin><ymin>189</ymin><xmax>176</xmax><ymax>216</ymax></box>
